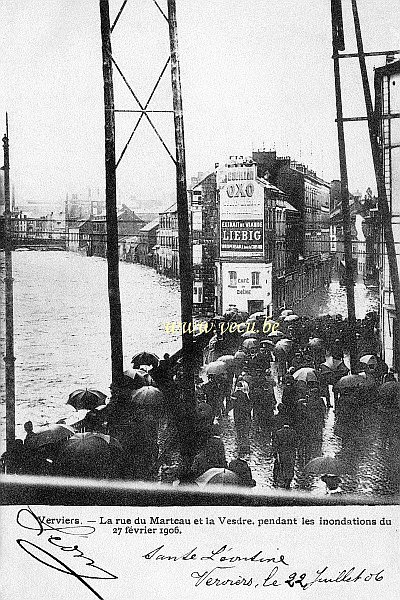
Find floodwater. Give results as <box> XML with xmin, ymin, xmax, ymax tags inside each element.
<box><xmin>0</xmin><ymin>251</ymin><xmax>181</xmax><ymax>447</ymax></box>
<box><xmin>1</xmin><ymin>251</ymin><xmax>398</xmax><ymax>497</ymax></box>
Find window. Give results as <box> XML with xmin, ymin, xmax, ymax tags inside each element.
<box><xmin>192</xmin><ymin>244</ymin><xmax>202</xmax><ymax>264</ymax></box>
<box><xmin>251</xmin><ymin>271</ymin><xmax>260</xmax><ymax>287</ymax></box>
<box><xmin>192</xmin><ymin>209</ymin><xmax>202</xmax><ymax>231</ymax></box>
<box><xmin>228</xmin><ymin>271</ymin><xmax>237</xmax><ymax>287</ymax></box>
<box><xmin>193</xmin><ymin>281</ymin><xmax>203</xmax><ymax>304</ymax></box>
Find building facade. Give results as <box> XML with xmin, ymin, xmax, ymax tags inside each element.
<box><xmin>376</xmin><ymin>59</ymin><xmax>400</xmax><ymax>371</ymax></box>
<box><xmin>190</xmin><ymin>172</ymin><xmax>218</xmax><ymax>317</ymax></box>
<box><xmin>215</xmin><ymin>157</ymin><xmax>299</xmax><ymax>315</ymax></box>
<box><xmin>154</xmin><ymin>204</ymin><xmax>179</xmax><ymax>278</ymax></box>
<box><xmin>252</xmin><ymin>150</ymin><xmax>332</xmax><ymax>308</ymax></box>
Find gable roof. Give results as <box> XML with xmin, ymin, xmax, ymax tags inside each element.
<box><xmin>140</xmin><ymin>218</ymin><xmax>159</xmax><ymax>232</ymax></box>
<box><xmin>256</xmin><ymin>177</ymin><xmax>286</xmax><ymax>195</ymax></box>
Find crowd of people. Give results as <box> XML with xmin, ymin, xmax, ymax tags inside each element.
<box><xmin>192</xmin><ymin>307</ymin><xmax>398</xmax><ymax>490</ymax></box>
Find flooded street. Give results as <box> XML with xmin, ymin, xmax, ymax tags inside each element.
<box><xmin>1</xmin><ymin>251</ymin><xmax>398</xmax><ymax>497</ymax></box>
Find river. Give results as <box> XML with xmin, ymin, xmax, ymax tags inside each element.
<box><xmin>0</xmin><ymin>251</ymin><xmax>181</xmax><ymax>447</ymax></box>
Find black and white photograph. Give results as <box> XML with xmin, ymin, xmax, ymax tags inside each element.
<box><xmin>0</xmin><ymin>1</ymin><xmax>399</xmax><ymax>598</ymax></box>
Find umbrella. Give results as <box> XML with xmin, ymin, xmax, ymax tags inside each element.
<box><xmin>131</xmin><ymin>351</ymin><xmax>159</xmax><ymax>368</ymax></box>
<box><xmin>218</xmin><ymin>355</ymin><xmax>236</xmax><ymax>367</ymax></box>
<box><xmin>359</xmin><ymin>354</ymin><xmax>378</xmax><ymax>366</ymax></box>
<box><xmin>241</xmin><ymin>330</ymin><xmax>260</xmax><ymax>339</ymax></box>
<box><xmin>267</xmin><ymin>331</ymin><xmax>286</xmax><ymax>341</ymax></box>
<box><xmin>67</xmin><ymin>389</ymin><xmax>107</xmax><ymax>411</ymax></box>
<box><xmin>248</xmin><ymin>311</ymin><xmax>268</xmax><ymax>319</ymax></box>
<box><xmin>280</xmin><ymin>309</ymin><xmax>293</xmax><ymax>317</ymax></box>
<box><xmin>130</xmin><ymin>386</ymin><xmax>164</xmax><ymax>407</ymax></box>
<box><xmin>24</xmin><ymin>423</ymin><xmax>75</xmax><ymax>450</ymax></box>
<box><xmin>304</xmin><ymin>455</ymin><xmax>345</xmax><ymax>476</ymax></box>
<box><xmin>195</xmin><ymin>467</ymin><xmax>241</xmax><ymax>487</ymax></box>
<box><xmin>123</xmin><ymin>368</ymin><xmax>155</xmax><ymax>389</ymax></box>
<box><xmin>293</xmin><ymin>367</ymin><xmax>318</xmax><ymax>383</ymax></box>
<box><xmin>55</xmin><ymin>432</ymin><xmax>122</xmax><ymax>479</ymax></box>
<box><xmin>242</xmin><ymin>338</ymin><xmax>259</xmax><ymax>350</ymax></box>
<box><xmin>283</xmin><ymin>314</ymin><xmax>300</xmax><ymax>323</ymax></box>
<box><xmin>274</xmin><ymin>338</ymin><xmax>293</xmax><ymax>353</ymax></box>
<box><xmin>336</xmin><ymin>373</ymin><xmax>373</xmax><ymax>390</ymax></box>
<box><xmin>207</xmin><ymin>361</ymin><xmax>228</xmax><ymax>375</ymax></box>
<box><xmin>308</xmin><ymin>337</ymin><xmax>325</xmax><ymax>349</ymax></box>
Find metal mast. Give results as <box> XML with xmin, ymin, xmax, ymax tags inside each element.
<box><xmin>167</xmin><ymin>0</ymin><xmax>194</xmax><ymax>402</ymax></box>
<box><xmin>330</xmin><ymin>0</ymin><xmax>358</xmax><ymax>372</ymax></box>
<box><xmin>350</xmin><ymin>0</ymin><xmax>400</xmax><ymax>367</ymax></box>
<box><xmin>98</xmin><ymin>1</ymin><xmax>195</xmax><ymax>465</ymax></box>
<box><xmin>2</xmin><ymin>113</ymin><xmax>16</xmax><ymax>454</ymax></box>
<box><xmin>167</xmin><ymin>0</ymin><xmax>195</xmax><ymax>473</ymax></box>
<box><xmin>99</xmin><ymin>0</ymin><xmax>124</xmax><ymax>392</ymax></box>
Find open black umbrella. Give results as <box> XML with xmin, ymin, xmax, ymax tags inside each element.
<box><xmin>123</xmin><ymin>368</ymin><xmax>155</xmax><ymax>389</ymax></box>
<box><xmin>67</xmin><ymin>389</ymin><xmax>107</xmax><ymax>411</ymax></box>
<box><xmin>283</xmin><ymin>314</ymin><xmax>300</xmax><ymax>323</ymax></box>
<box><xmin>131</xmin><ymin>351</ymin><xmax>159</xmax><ymax>369</ymax></box>
<box><xmin>308</xmin><ymin>337</ymin><xmax>325</xmax><ymax>349</ymax></box>
<box><xmin>336</xmin><ymin>373</ymin><xmax>373</xmax><ymax>390</ymax></box>
<box><xmin>267</xmin><ymin>330</ymin><xmax>286</xmax><ymax>341</ymax></box>
<box><xmin>274</xmin><ymin>338</ymin><xmax>293</xmax><ymax>354</ymax></box>
<box><xmin>304</xmin><ymin>455</ymin><xmax>345</xmax><ymax>476</ymax></box>
<box><xmin>293</xmin><ymin>367</ymin><xmax>318</xmax><ymax>383</ymax></box>
<box><xmin>55</xmin><ymin>432</ymin><xmax>122</xmax><ymax>479</ymax></box>
<box><xmin>242</xmin><ymin>338</ymin><xmax>259</xmax><ymax>350</ymax></box>
<box><xmin>130</xmin><ymin>386</ymin><xmax>164</xmax><ymax>407</ymax></box>
<box><xmin>24</xmin><ymin>423</ymin><xmax>75</xmax><ymax>450</ymax></box>
<box><xmin>195</xmin><ymin>467</ymin><xmax>241</xmax><ymax>486</ymax></box>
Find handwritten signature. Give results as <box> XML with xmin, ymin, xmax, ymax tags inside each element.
<box><xmin>16</xmin><ymin>507</ymin><xmax>117</xmax><ymax>600</ymax></box>
<box><xmin>143</xmin><ymin>544</ymin><xmax>385</xmax><ymax>590</ymax></box>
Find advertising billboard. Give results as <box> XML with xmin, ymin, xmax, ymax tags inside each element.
<box><xmin>220</xmin><ymin>219</ymin><xmax>263</xmax><ymax>253</ymax></box>
<box><xmin>218</xmin><ymin>162</ymin><xmax>264</xmax><ymax>258</ymax></box>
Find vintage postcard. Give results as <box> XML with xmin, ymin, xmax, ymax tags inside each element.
<box><xmin>1</xmin><ymin>1</ymin><xmax>399</xmax><ymax>598</ymax></box>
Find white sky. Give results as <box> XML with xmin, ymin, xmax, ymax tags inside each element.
<box><xmin>1</xmin><ymin>0</ymin><xmax>399</xmax><ymax>213</ymax></box>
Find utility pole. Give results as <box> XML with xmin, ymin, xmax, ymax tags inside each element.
<box><xmin>330</xmin><ymin>0</ymin><xmax>358</xmax><ymax>372</ymax></box>
<box><xmin>351</xmin><ymin>0</ymin><xmax>400</xmax><ymax>368</ymax></box>
<box><xmin>2</xmin><ymin>113</ymin><xmax>16</xmax><ymax>455</ymax></box>
<box><xmin>97</xmin><ymin>0</ymin><xmax>195</xmax><ymax>469</ymax></box>
<box><xmin>99</xmin><ymin>0</ymin><xmax>124</xmax><ymax>392</ymax></box>
<box><xmin>167</xmin><ymin>0</ymin><xmax>195</xmax><ymax>471</ymax></box>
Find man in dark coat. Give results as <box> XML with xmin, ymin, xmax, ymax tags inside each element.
<box><xmin>272</xmin><ymin>424</ymin><xmax>297</xmax><ymax>489</ymax></box>
<box><xmin>231</xmin><ymin>378</ymin><xmax>252</xmax><ymax>454</ymax></box>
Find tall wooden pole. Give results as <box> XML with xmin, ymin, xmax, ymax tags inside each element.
<box><xmin>331</xmin><ymin>0</ymin><xmax>358</xmax><ymax>372</ymax></box>
<box><xmin>99</xmin><ymin>0</ymin><xmax>124</xmax><ymax>392</ymax></box>
<box><xmin>351</xmin><ymin>0</ymin><xmax>400</xmax><ymax>370</ymax></box>
<box><xmin>167</xmin><ymin>0</ymin><xmax>195</xmax><ymax>469</ymax></box>
<box><xmin>2</xmin><ymin>114</ymin><xmax>16</xmax><ymax>452</ymax></box>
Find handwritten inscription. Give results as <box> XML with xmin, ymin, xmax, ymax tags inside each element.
<box><xmin>16</xmin><ymin>507</ymin><xmax>117</xmax><ymax>600</ymax></box>
<box><xmin>143</xmin><ymin>543</ymin><xmax>385</xmax><ymax>590</ymax></box>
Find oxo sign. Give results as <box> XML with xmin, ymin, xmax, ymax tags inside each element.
<box><xmin>226</xmin><ymin>182</ymin><xmax>254</xmax><ymax>198</ymax></box>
